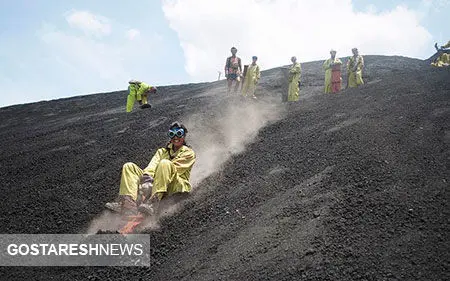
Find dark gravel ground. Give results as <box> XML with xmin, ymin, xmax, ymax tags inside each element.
<box><xmin>0</xmin><ymin>56</ymin><xmax>448</xmax><ymax>280</ymax></box>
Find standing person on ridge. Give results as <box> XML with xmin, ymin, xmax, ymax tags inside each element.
<box><xmin>242</xmin><ymin>56</ymin><xmax>261</xmax><ymax>99</ymax></box>
<box><xmin>224</xmin><ymin>47</ymin><xmax>243</xmax><ymax>94</ymax></box>
<box><xmin>323</xmin><ymin>49</ymin><xmax>343</xmax><ymax>93</ymax></box>
<box><xmin>287</xmin><ymin>56</ymin><xmax>302</xmax><ymax>102</ymax></box>
<box><xmin>346</xmin><ymin>48</ymin><xmax>364</xmax><ymax>88</ymax></box>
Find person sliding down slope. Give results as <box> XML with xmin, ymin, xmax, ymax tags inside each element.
<box><xmin>105</xmin><ymin>122</ymin><xmax>196</xmax><ymax>215</ymax></box>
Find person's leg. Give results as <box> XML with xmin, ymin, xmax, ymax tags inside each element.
<box><xmin>234</xmin><ymin>79</ymin><xmax>240</xmax><ymax>93</ymax></box>
<box><xmin>106</xmin><ymin>162</ymin><xmax>142</xmax><ymax>213</ymax></box>
<box><xmin>151</xmin><ymin>159</ymin><xmax>177</xmax><ymax>199</ymax></box>
<box><xmin>141</xmin><ymin>93</ymin><xmax>148</xmax><ymax>105</ymax></box>
<box><xmin>119</xmin><ymin>162</ymin><xmax>144</xmax><ymax>201</ymax></box>
<box><xmin>126</xmin><ymin>94</ymin><xmax>135</xmax><ymax>112</ymax></box>
<box><xmin>227</xmin><ymin>79</ymin><xmax>233</xmax><ymax>94</ymax></box>
<box><xmin>356</xmin><ymin>70</ymin><xmax>364</xmax><ymax>86</ymax></box>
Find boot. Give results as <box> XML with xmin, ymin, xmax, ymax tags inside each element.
<box><xmin>105</xmin><ymin>202</ymin><xmax>121</xmax><ymax>213</ymax></box>
<box><xmin>121</xmin><ymin>195</ymin><xmax>138</xmax><ymax>216</ymax></box>
<box><xmin>138</xmin><ymin>195</ymin><xmax>161</xmax><ymax>216</ymax></box>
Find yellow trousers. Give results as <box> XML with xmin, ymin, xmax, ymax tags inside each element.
<box><xmin>126</xmin><ymin>94</ymin><xmax>136</xmax><ymax>112</ymax></box>
<box><xmin>288</xmin><ymin>80</ymin><xmax>300</xmax><ymax>101</ymax></box>
<box><xmin>348</xmin><ymin>71</ymin><xmax>364</xmax><ymax>88</ymax></box>
<box><xmin>119</xmin><ymin>160</ymin><xmax>184</xmax><ymax>201</ymax></box>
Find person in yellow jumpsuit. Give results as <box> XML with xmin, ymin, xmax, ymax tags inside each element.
<box><xmin>242</xmin><ymin>56</ymin><xmax>261</xmax><ymax>99</ymax></box>
<box><xmin>323</xmin><ymin>50</ymin><xmax>343</xmax><ymax>93</ymax></box>
<box><xmin>431</xmin><ymin>40</ymin><xmax>450</xmax><ymax>67</ymax></box>
<box><xmin>105</xmin><ymin>122</ymin><xmax>196</xmax><ymax>215</ymax></box>
<box><xmin>288</xmin><ymin>56</ymin><xmax>302</xmax><ymax>101</ymax></box>
<box><xmin>347</xmin><ymin>48</ymin><xmax>364</xmax><ymax>88</ymax></box>
<box><xmin>126</xmin><ymin>80</ymin><xmax>157</xmax><ymax>112</ymax></box>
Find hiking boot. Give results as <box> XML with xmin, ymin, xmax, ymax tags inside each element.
<box><xmin>105</xmin><ymin>202</ymin><xmax>121</xmax><ymax>213</ymax></box>
<box><xmin>140</xmin><ymin>103</ymin><xmax>151</xmax><ymax>109</ymax></box>
<box><xmin>121</xmin><ymin>195</ymin><xmax>138</xmax><ymax>215</ymax></box>
<box><xmin>138</xmin><ymin>203</ymin><xmax>156</xmax><ymax>216</ymax></box>
<box><xmin>138</xmin><ymin>196</ymin><xmax>161</xmax><ymax>216</ymax></box>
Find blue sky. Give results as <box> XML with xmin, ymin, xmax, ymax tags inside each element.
<box><xmin>0</xmin><ymin>0</ymin><xmax>448</xmax><ymax>108</ymax></box>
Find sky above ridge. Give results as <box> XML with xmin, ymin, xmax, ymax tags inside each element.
<box><xmin>0</xmin><ymin>0</ymin><xmax>449</xmax><ymax>107</ymax></box>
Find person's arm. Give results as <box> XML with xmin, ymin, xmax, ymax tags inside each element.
<box><xmin>323</xmin><ymin>59</ymin><xmax>331</xmax><ymax>70</ymax></box>
<box><xmin>358</xmin><ymin>56</ymin><xmax>364</xmax><ymax>70</ymax></box>
<box><xmin>171</xmin><ymin>148</ymin><xmax>196</xmax><ymax>175</ymax></box>
<box><xmin>239</xmin><ymin>58</ymin><xmax>242</xmax><ymax>74</ymax></box>
<box><xmin>256</xmin><ymin>65</ymin><xmax>261</xmax><ymax>81</ymax></box>
<box><xmin>143</xmin><ymin>148</ymin><xmax>164</xmax><ymax>178</ymax></box>
<box><xmin>224</xmin><ymin>57</ymin><xmax>230</xmax><ymax>76</ymax></box>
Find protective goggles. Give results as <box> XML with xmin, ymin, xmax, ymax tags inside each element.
<box><xmin>168</xmin><ymin>128</ymin><xmax>185</xmax><ymax>138</ymax></box>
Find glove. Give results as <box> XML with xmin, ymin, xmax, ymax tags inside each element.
<box><xmin>139</xmin><ymin>174</ymin><xmax>154</xmax><ymax>194</ymax></box>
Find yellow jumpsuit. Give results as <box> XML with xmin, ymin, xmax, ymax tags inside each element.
<box><xmin>126</xmin><ymin>84</ymin><xmax>139</xmax><ymax>112</ymax></box>
<box><xmin>288</xmin><ymin>62</ymin><xmax>302</xmax><ymax>101</ymax></box>
<box><xmin>323</xmin><ymin>58</ymin><xmax>342</xmax><ymax>93</ymax></box>
<box><xmin>347</xmin><ymin>55</ymin><xmax>364</xmax><ymax>88</ymax></box>
<box><xmin>431</xmin><ymin>40</ymin><xmax>450</xmax><ymax>67</ymax></box>
<box><xmin>242</xmin><ymin>63</ymin><xmax>261</xmax><ymax>97</ymax></box>
<box><xmin>119</xmin><ymin>144</ymin><xmax>196</xmax><ymax>201</ymax></box>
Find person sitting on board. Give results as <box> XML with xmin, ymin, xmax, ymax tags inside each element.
<box><xmin>105</xmin><ymin>122</ymin><xmax>196</xmax><ymax>215</ymax></box>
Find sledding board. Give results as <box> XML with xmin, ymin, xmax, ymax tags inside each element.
<box><xmin>118</xmin><ymin>214</ymin><xmax>145</xmax><ymax>234</ymax></box>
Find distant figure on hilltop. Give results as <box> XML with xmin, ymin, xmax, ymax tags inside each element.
<box><xmin>323</xmin><ymin>49</ymin><xmax>343</xmax><ymax>93</ymax></box>
<box><xmin>126</xmin><ymin>80</ymin><xmax>157</xmax><ymax>112</ymax></box>
<box><xmin>225</xmin><ymin>47</ymin><xmax>242</xmax><ymax>94</ymax></box>
<box><xmin>242</xmin><ymin>56</ymin><xmax>261</xmax><ymax>99</ymax></box>
<box><xmin>346</xmin><ymin>48</ymin><xmax>364</xmax><ymax>88</ymax></box>
<box><xmin>431</xmin><ymin>40</ymin><xmax>450</xmax><ymax>67</ymax></box>
<box><xmin>287</xmin><ymin>56</ymin><xmax>302</xmax><ymax>101</ymax></box>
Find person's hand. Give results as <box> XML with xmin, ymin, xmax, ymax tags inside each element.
<box><xmin>140</xmin><ymin>174</ymin><xmax>153</xmax><ymax>193</ymax></box>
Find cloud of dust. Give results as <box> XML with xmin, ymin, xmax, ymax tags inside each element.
<box><xmin>184</xmin><ymin>92</ymin><xmax>286</xmax><ymax>187</ymax></box>
<box><xmin>84</xmin><ymin>89</ymin><xmax>286</xmax><ymax>234</ymax></box>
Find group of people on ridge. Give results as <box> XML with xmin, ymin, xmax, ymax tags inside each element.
<box><xmin>108</xmin><ymin>41</ymin><xmax>448</xmax><ymax>217</ymax></box>
<box><xmin>225</xmin><ymin>46</ymin><xmax>365</xmax><ymax>102</ymax></box>
<box><xmin>224</xmin><ymin>47</ymin><xmax>261</xmax><ymax>99</ymax></box>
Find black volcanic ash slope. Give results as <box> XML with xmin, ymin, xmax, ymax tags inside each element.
<box><xmin>0</xmin><ymin>56</ymin><xmax>448</xmax><ymax>281</ymax></box>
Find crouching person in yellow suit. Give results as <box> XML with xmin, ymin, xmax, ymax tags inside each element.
<box><xmin>126</xmin><ymin>80</ymin><xmax>158</xmax><ymax>112</ymax></box>
<box><xmin>105</xmin><ymin>122</ymin><xmax>196</xmax><ymax>215</ymax></box>
<box><xmin>431</xmin><ymin>40</ymin><xmax>450</xmax><ymax>67</ymax></box>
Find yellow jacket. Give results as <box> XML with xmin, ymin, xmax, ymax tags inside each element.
<box><xmin>143</xmin><ymin>143</ymin><xmax>196</xmax><ymax>193</ymax></box>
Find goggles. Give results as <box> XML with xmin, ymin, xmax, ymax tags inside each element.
<box><xmin>168</xmin><ymin>128</ymin><xmax>185</xmax><ymax>138</ymax></box>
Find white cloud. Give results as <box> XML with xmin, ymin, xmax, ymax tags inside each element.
<box><xmin>66</xmin><ymin>10</ymin><xmax>111</xmax><ymax>36</ymax></box>
<box><xmin>35</xmin><ymin>13</ymin><xmax>165</xmax><ymax>100</ymax></box>
<box><xmin>126</xmin><ymin>28</ymin><xmax>141</xmax><ymax>40</ymax></box>
<box><xmin>162</xmin><ymin>0</ymin><xmax>433</xmax><ymax>82</ymax></box>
